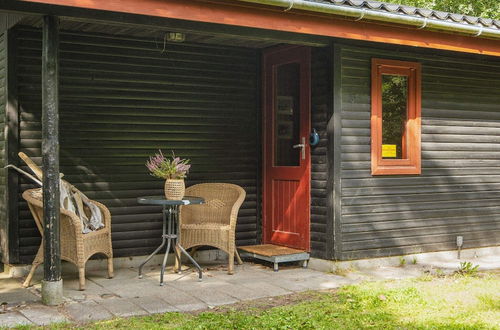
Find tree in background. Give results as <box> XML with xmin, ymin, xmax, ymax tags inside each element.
<box><xmin>392</xmin><ymin>0</ymin><xmax>500</xmax><ymax>20</ymax></box>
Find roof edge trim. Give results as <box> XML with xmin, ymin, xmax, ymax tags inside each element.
<box><xmin>235</xmin><ymin>0</ymin><xmax>500</xmax><ymax>40</ymax></box>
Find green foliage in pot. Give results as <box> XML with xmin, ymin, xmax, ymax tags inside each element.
<box><xmin>146</xmin><ymin>150</ymin><xmax>191</xmax><ymax>180</ymax></box>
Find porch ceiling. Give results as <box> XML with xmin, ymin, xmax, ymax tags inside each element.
<box><xmin>19</xmin><ymin>15</ymin><xmax>309</xmax><ymax>49</ymax></box>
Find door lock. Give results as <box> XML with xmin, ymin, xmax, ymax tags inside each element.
<box><xmin>292</xmin><ymin>137</ymin><xmax>306</xmax><ymax>160</ymax></box>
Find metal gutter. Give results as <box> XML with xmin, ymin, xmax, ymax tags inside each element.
<box><xmin>235</xmin><ymin>0</ymin><xmax>500</xmax><ymax>40</ymax></box>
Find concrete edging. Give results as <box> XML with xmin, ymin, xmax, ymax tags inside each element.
<box><xmin>308</xmin><ymin>246</ymin><xmax>500</xmax><ymax>273</ymax></box>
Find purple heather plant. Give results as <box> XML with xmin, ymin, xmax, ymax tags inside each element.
<box><xmin>146</xmin><ymin>150</ymin><xmax>191</xmax><ymax>180</ymax></box>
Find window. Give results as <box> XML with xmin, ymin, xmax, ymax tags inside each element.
<box><xmin>371</xmin><ymin>59</ymin><xmax>421</xmax><ymax>175</ymax></box>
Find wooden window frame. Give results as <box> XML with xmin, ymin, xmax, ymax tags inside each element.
<box><xmin>371</xmin><ymin>58</ymin><xmax>421</xmax><ymax>175</ymax></box>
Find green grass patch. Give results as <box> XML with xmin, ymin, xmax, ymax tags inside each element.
<box><xmin>15</xmin><ymin>273</ymin><xmax>500</xmax><ymax>330</ymax></box>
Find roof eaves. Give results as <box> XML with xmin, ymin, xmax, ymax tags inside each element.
<box><xmin>235</xmin><ymin>0</ymin><xmax>500</xmax><ymax>39</ymax></box>
<box><xmin>320</xmin><ymin>0</ymin><xmax>500</xmax><ymax>31</ymax></box>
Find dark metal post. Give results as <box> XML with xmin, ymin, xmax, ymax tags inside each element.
<box><xmin>41</xmin><ymin>15</ymin><xmax>62</xmax><ymax>305</ymax></box>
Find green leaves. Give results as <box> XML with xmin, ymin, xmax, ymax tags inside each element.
<box><xmin>392</xmin><ymin>0</ymin><xmax>500</xmax><ymax>20</ymax></box>
<box><xmin>146</xmin><ymin>150</ymin><xmax>191</xmax><ymax>180</ymax></box>
<box><xmin>456</xmin><ymin>261</ymin><xmax>480</xmax><ymax>276</ymax></box>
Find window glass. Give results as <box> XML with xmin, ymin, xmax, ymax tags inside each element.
<box><xmin>381</xmin><ymin>74</ymin><xmax>408</xmax><ymax>159</ymax></box>
<box><xmin>371</xmin><ymin>58</ymin><xmax>421</xmax><ymax>176</ymax></box>
<box><xmin>274</xmin><ymin>63</ymin><xmax>300</xmax><ymax>166</ymax></box>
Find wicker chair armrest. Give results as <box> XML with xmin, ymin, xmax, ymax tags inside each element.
<box><xmin>23</xmin><ymin>190</ymin><xmax>82</xmax><ymax>232</ymax></box>
<box><xmin>229</xmin><ymin>188</ymin><xmax>246</xmax><ymax>229</ymax></box>
<box><xmin>60</xmin><ymin>208</ymin><xmax>85</xmax><ymax>234</ymax></box>
<box><xmin>179</xmin><ymin>206</ymin><xmax>195</xmax><ymax>225</ymax></box>
<box><xmin>22</xmin><ymin>189</ymin><xmax>109</xmax><ymax>235</ymax></box>
<box><xmin>90</xmin><ymin>200</ymin><xmax>112</xmax><ymax>229</ymax></box>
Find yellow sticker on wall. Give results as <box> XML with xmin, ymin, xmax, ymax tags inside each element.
<box><xmin>382</xmin><ymin>144</ymin><xmax>397</xmax><ymax>158</ymax></box>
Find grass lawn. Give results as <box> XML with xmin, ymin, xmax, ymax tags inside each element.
<box><xmin>19</xmin><ymin>272</ymin><xmax>500</xmax><ymax>330</ymax></box>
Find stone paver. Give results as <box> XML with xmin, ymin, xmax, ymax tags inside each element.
<box><xmin>0</xmin><ymin>291</ymin><xmax>39</xmax><ymax>305</ymax></box>
<box><xmin>155</xmin><ymin>286</ymin><xmax>207</xmax><ymax>311</ymax></box>
<box><xmin>206</xmin><ymin>282</ymin><xmax>270</xmax><ymax>301</ymax></box>
<box><xmin>131</xmin><ymin>296</ymin><xmax>179</xmax><ymax>314</ymax></box>
<box><xmin>98</xmin><ymin>297</ymin><xmax>148</xmax><ymax>318</ymax></box>
<box><xmin>64</xmin><ymin>279</ymin><xmax>115</xmax><ymax>301</ymax></box>
<box><xmin>180</xmin><ymin>287</ymin><xmax>239</xmax><ymax>306</ymax></box>
<box><xmin>239</xmin><ymin>281</ymin><xmax>292</xmax><ymax>297</ymax></box>
<box><xmin>86</xmin><ymin>267</ymin><xmax>138</xmax><ymax>284</ymax></box>
<box><xmin>273</xmin><ymin>268</ymin><xmax>326</xmax><ymax>280</ymax></box>
<box><xmin>19</xmin><ymin>305</ymin><xmax>68</xmax><ymax>325</ymax></box>
<box><xmin>64</xmin><ymin>301</ymin><xmax>114</xmax><ymax>323</ymax></box>
<box><xmin>0</xmin><ymin>278</ymin><xmax>24</xmax><ymax>293</ymax></box>
<box><xmin>206</xmin><ymin>267</ymin><xmax>272</xmax><ymax>281</ymax></box>
<box><xmin>100</xmin><ymin>279</ymin><xmax>165</xmax><ymax>299</ymax></box>
<box><xmin>292</xmin><ymin>274</ymin><xmax>349</xmax><ymax>290</ymax></box>
<box><xmin>0</xmin><ymin>312</ymin><xmax>32</xmax><ymax>327</ymax></box>
<box><xmin>0</xmin><ymin>255</ymin><xmax>498</xmax><ymax>327</ymax></box>
<box><xmin>205</xmin><ymin>266</ymin><xmax>272</xmax><ymax>277</ymax></box>
<box><xmin>0</xmin><ymin>278</ymin><xmax>40</xmax><ymax>304</ymax></box>
<box><xmin>265</xmin><ymin>277</ymin><xmax>311</xmax><ymax>292</ymax></box>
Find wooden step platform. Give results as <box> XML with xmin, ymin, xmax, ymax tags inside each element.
<box><xmin>238</xmin><ymin>244</ymin><xmax>310</xmax><ymax>271</ymax></box>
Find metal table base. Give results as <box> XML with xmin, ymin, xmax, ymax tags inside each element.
<box><xmin>137</xmin><ymin>197</ymin><xmax>204</xmax><ymax>286</ymax></box>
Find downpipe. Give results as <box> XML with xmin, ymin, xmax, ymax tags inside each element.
<box><xmin>235</xmin><ymin>0</ymin><xmax>500</xmax><ymax>40</ymax></box>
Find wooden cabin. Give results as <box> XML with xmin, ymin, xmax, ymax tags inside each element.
<box><xmin>0</xmin><ymin>0</ymin><xmax>499</xmax><ymax>267</ymax></box>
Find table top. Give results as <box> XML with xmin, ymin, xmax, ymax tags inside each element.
<box><xmin>137</xmin><ymin>195</ymin><xmax>204</xmax><ymax>206</ymax></box>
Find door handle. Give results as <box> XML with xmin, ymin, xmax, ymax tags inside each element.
<box><xmin>292</xmin><ymin>137</ymin><xmax>306</xmax><ymax>160</ymax></box>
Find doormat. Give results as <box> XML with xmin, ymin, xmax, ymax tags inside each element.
<box><xmin>238</xmin><ymin>244</ymin><xmax>310</xmax><ymax>271</ymax></box>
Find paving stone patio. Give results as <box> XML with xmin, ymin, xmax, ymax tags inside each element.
<box><xmin>0</xmin><ymin>255</ymin><xmax>498</xmax><ymax>328</ymax></box>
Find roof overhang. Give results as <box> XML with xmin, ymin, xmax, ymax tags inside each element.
<box><xmin>4</xmin><ymin>0</ymin><xmax>500</xmax><ymax>57</ymax></box>
<box><xmin>240</xmin><ymin>0</ymin><xmax>500</xmax><ymax>40</ymax></box>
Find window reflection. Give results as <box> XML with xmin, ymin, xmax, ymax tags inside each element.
<box><xmin>274</xmin><ymin>63</ymin><xmax>300</xmax><ymax>166</ymax></box>
<box><xmin>381</xmin><ymin>74</ymin><xmax>408</xmax><ymax>159</ymax></box>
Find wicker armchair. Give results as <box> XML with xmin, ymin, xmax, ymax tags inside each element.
<box><xmin>176</xmin><ymin>183</ymin><xmax>246</xmax><ymax>274</ymax></box>
<box><xmin>22</xmin><ymin>188</ymin><xmax>114</xmax><ymax>290</ymax></box>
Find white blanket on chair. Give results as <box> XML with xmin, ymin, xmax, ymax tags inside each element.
<box><xmin>60</xmin><ymin>180</ymin><xmax>104</xmax><ymax>234</ymax></box>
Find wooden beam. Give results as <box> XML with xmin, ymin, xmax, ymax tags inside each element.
<box><xmin>330</xmin><ymin>43</ymin><xmax>343</xmax><ymax>260</ymax></box>
<box><xmin>0</xmin><ymin>1</ymin><xmax>330</xmax><ymax>47</ymax></box>
<box><xmin>9</xmin><ymin>0</ymin><xmax>500</xmax><ymax>56</ymax></box>
<box><xmin>0</xmin><ymin>31</ymin><xmax>9</xmax><ymax>265</ymax></box>
<box><xmin>323</xmin><ymin>42</ymin><xmax>334</xmax><ymax>260</ymax></box>
<box><xmin>60</xmin><ymin>17</ymin><xmax>330</xmax><ymax>47</ymax></box>
<box><xmin>255</xmin><ymin>50</ymin><xmax>263</xmax><ymax>245</ymax></box>
<box><xmin>5</xmin><ymin>29</ymin><xmax>20</xmax><ymax>264</ymax></box>
<box><xmin>0</xmin><ymin>12</ymin><xmax>24</xmax><ymax>34</ymax></box>
<box><xmin>41</xmin><ymin>15</ymin><xmax>60</xmax><ymax>285</ymax></box>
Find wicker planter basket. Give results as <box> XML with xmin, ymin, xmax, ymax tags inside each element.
<box><xmin>165</xmin><ymin>179</ymin><xmax>185</xmax><ymax>200</ymax></box>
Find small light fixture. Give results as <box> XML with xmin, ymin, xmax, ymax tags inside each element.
<box><xmin>166</xmin><ymin>32</ymin><xmax>185</xmax><ymax>43</ymax></box>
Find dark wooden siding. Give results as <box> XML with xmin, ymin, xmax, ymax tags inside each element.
<box><xmin>338</xmin><ymin>43</ymin><xmax>500</xmax><ymax>260</ymax></box>
<box><xmin>0</xmin><ymin>32</ymin><xmax>7</xmax><ymax>262</ymax></box>
<box><xmin>310</xmin><ymin>46</ymin><xmax>331</xmax><ymax>258</ymax></box>
<box><xmin>15</xmin><ymin>26</ymin><xmax>260</xmax><ymax>263</ymax></box>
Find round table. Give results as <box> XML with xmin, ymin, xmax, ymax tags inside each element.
<box><xmin>137</xmin><ymin>195</ymin><xmax>204</xmax><ymax>286</ymax></box>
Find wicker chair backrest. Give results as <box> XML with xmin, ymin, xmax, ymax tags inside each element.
<box><xmin>23</xmin><ymin>186</ymin><xmax>103</xmax><ymax>233</ymax></box>
<box><xmin>22</xmin><ymin>188</ymin><xmax>82</xmax><ymax>235</ymax></box>
<box><xmin>183</xmin><ymin>183</ymin><xmax>245</xmax><ymax>225</ymax></box>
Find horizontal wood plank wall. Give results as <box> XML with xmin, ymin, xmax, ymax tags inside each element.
<box><xmin>15</xmin><ymin>26</ymin><xmax>259</xmax><ymax>262</ymax></box>
<box><xmin>310</xmin><ymin>46</ymin><xmax>330</xmax><ymax>258</ymax></box>
<box><xmin>0</xmin><ymin>32</ymin><xmax>6</xmax><ymax>262</ymax></box>
<box><xmin>339</xmin><ymin>43</ymin><xmax>500</xmax><ymax>260</ymax></box>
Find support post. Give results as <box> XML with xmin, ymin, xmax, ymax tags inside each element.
<box><xmin>41</xmin><ymin>15</ymin><xmax>62</xmax><ymax>306</ymax></box>
<box><xmin>328</xmin><ymin>42</ymin><xmax>343</xmax><ymax>260</ymax></box>
<box><xmin>3</xmin><ymin>29</ymin><xmax>20</xmax><ymax>265</ymax></box>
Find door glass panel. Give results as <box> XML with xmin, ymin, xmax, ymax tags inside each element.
<box><xmin>274</xmin><ymin>63</ymin><xmax>300</xmax><ymax>166</ymax></box>
<box><xmin>381</xmin><ymin>74</ymin><xmax>408</xmax><ymax>159</ymax></box>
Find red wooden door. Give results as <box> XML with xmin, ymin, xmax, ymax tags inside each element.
<box><xmin>262</xmin><ymin>46</ymin><xmax>311</xmax><ymax>251</ymax></box>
